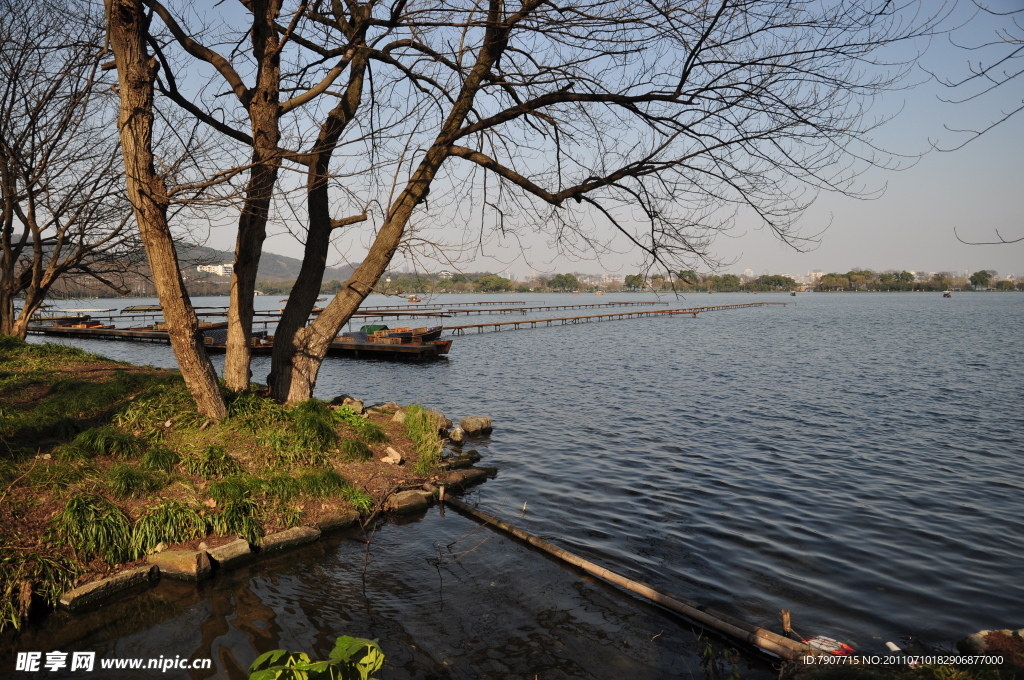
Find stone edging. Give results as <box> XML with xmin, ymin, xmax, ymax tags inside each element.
<box><xmin>56</xmin><ymin>467</ymin><xmax>493</xmax><ymax>613</ymax></box>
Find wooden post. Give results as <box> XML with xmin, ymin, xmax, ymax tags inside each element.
<box><xmin>781</xmin><ymin>609</ymin><xmax>792</xmax><ymax>635</ymax></box>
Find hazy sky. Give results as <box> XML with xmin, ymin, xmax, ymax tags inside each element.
<box><xmin>208</xmin><ymin>3</ymin><xmax>1023</xmax><ymax>280</ymax></box>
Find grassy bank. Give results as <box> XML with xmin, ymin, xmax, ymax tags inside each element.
<box><xmin>0</xmin><ymin>337</ymin><xmax>447</xmax><ymax>633</ymax></box>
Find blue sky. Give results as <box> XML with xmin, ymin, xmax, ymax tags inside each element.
<box><xmin>202</xmin><ymin>2</ymin><xmax>1023</xmax><ymax>279</ymax></box>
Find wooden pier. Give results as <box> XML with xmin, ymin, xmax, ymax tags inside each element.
<box><xmin>447</xmin><ymin>302</ymin><xmax>786</xmax><ymax>335</ymax></box>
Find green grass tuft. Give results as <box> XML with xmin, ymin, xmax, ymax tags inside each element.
<box><xmin>112</xmin><ymin>377</ymin><xmax>205</xmax><ymax>432</ymax></box>
<box><xmin>342</xmin><ymin>486</ymin><xmax>375</xmax><ymax>514</ymax></box>
<box><xmin>339</xmin><ymin>439</ymin><xmax>372</xmax><ymax>462</ymax></box>
<box><xmin>48</xmin><ymin>494</ymin><xmax>133</xmax><ymax>564</ymax></box>
<box><xmin>67</xmin><ymin>426</ymin><xmax>144</xmax><ymax>460</ymax></box>
<box><xmin>182</xmin><ymin>444</ymin><xmax>240</xmax><ymax>478</ymax></box>
<box><xmin>227</xmin><ymin>392</ymin><xmax>287</xmax><ymax>431</ymax></box>
<box><xmin>279</xmin><ymin>505</ymin><xmax>304</xmax><ymax>529</ymax></box>
<box><xmin>333</xmin><ymin>406</ymin><xmax>388</xmax><ymax>444</ymax></box>
<box><xmin>265</xmin><ymin>475</ymin><xmax>301</xmax><ymax>502</ymax></box>
<box><xmin>292</xmin><ymin>399</ymin><xmax>338</xmax><ymax>452</ymax></box>
<box><xmin>0</xmin><ymin>541</ymin><xmax>77</xmax><ymax>633</ymax></box>
<box><xmin>207</xmin><ymin>475</ymin><xmax>260</xmax><ymax>505</ymax></box>
<box><xmin>131</xmin><ymin>501</ymin><xmax>207</xmax><ymax>556</ymax></box>
<box><xmin>141</xmin><ymin>446</ymin><xmax>180</xmax><ymax>472</ymax></box>
<box><xmin>297</xmin><ymin>470</ymin><xmax>349</xmax><ymax>498</ymax></box>
<box><xmin>404</xmin><ymin>405</ymin><xmax>444</xmax><ymax>475</ymax></box>
<box><xmin>106</xmin><ymin>464</ymin><xmax>163</xmax><ymax>498</ymax></box>
<box><xmin>208</xmin><ymin>498</ymin><xmax>262</xmax><ymax>546</ymax></box>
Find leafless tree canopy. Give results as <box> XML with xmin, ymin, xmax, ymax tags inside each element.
<box><xmin>934</xmin><ymin>1</ymin><xmax>1023</xmax><ymax>150</ymax></box>
<box><xmin>111</xmin><ymin>0</ymin><xmax>949</xmax><ymax>404</ymax></box>
<box><xmin>0</xmin><ymin>0</ymin><xmax>139</xmax><ymax>337</ymax></box>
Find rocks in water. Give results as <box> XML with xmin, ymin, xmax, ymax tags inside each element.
<box><xmin>957</xmin><ymin>629</ymin><xmax>1024</xmax><ymax>655</ymax></box>
<box><xmin>366</xmin><ymin>401</ymin><xmax>401</xmax><ymax>415</ymax></box>
<box><xmin>459</xmin><ymin>416</ymin><xmax>492</xmax><ymax>436</ymax></box>
<box><xmin>59</xmin><ymin>565</ymin><xmax>158</xmax><ymax>611</ymax></box>
<box><xmin>207</xmin><ymin>539</ymin><xmax>253</xmax><ymax>570</ymax></box>
<box><xmin>331</xmin><ymin>395</ymin><xmax>365</xmax><ymax>414</ymax></box>
<box><xmin>443</xmin><ymin>455</ymin><xmax>475</xmax><ymax>470</ymax></box>
<box><xmin>442</xmin><ymin>467</ymin><xmax>489</xmax><ymax>490</ymax></box>
<box><xmin>318</xmin><ymin>510</ymin><xmax>360</xmax><ymax>532</ymax></box>
<box><xmin>147</xmin><ymin>550</ymin><xmax>212</xmax><ymax>582</ymax></box>
<box><xmin>432</xmin><ymin>411</ymin><xmax>453</xmax><ymax>432</ymax></box>
<box><xmin>385</xmin><ymin>490</ymin><xmax>432</xmax><ymax>514</ymax></box>
<box><xmin>261</xmin><ymin>526</ymin><xmax>321</xmax><ymax>553</ymax></box>
<box><xmin>448</xmin><ymin>426</ymin><xmax>465</xmax><ymax>444</ymax></box>
<box><xmin>382</xmin><ymin>447</ymin><xmax>403</xmax><ymax>465</ymax></box>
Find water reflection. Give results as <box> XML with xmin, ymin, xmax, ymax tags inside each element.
<box><xmin>5</xmin><ymin>511</ymin><xmax>777</xmax><ymax>679</ymax></box>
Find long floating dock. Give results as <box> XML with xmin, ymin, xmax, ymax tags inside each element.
<box><xmin>446</xmin><ymin>302</ymin><xmax>786</xmax><ymax>335</ymax></box>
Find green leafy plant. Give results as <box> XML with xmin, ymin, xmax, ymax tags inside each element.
<box><xmin>334</xmin><ymin>406</ymin><xmax>387</xmax><ymax>444</ymax></box>
<box><xmin>106</xmin><ymin>464</ymin><xmax>162</xmax><ymax>498</ymax></box>
<box><xmin>0</xmin><ymin>542</ymin><xmax>77</xmax><ymax>633</ymax></box>
<box><xmin>48</xmin><ymin>494</ymin><xmax>133</xmax><ymax>564</ymax></box>
<box><xmin>248</xmin><ymin>636</ymin><xmax>385</xmax><ymax>680</ymax></box>
<box><xmin>131</xmin><ymin>501</ymin><xmax>208</xmax><ymax>556</ymax></box>
<box><xmin>113</xmin><ymin>378</ymin><xmax>205</xmax><ymax>432</ymax></box>
<box><xmin>279</xmin><ymin>505</ymin><xmax>303</xmax><ymax>529</ymax></box>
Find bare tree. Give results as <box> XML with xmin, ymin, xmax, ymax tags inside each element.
<box><xmin>935</xmin><ymin>1</ymin><xmax>1023</xmax><ymax>149</ymax></box>
<box><xmin>263</xmin><ymin>0</ymin><xmax>947</xmax><ymax>402</ymax></box>
<box><xmin>105</xmin><ymin>0</ymin><xmax>948</xmax><ymax>406</ymax></box>
<box><xmin>105</xmin><ymin>0</ymin><xmax>227</xmax><ymax>419</ymax></box>
<box><xmin>0</xmin><ymin>0</ymin><xmax>139</xmax><ymax>338</ymax></box>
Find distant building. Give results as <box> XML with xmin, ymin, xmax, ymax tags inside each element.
<box><xmin>438</xmin><ymin>270</ymin><xmax>453</xmax><ymax>280</ymax></box>
<box><xmin>197</xmin><ymin>264</ymin><xmax>233</xmax><ymax>277</ymax></box>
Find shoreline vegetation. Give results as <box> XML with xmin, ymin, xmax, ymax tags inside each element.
<box><xmin>44</xmin><ymin>268</ymin><xmax>1022</xmax><ymax>299</ymax></box>
<box><xmin>0</xmin><ymin>336</ymin><xmax>479</xmax><ymax>634</ymax></box>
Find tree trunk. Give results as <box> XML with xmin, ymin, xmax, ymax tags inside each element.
<box><xmin>267</xmin><ymin>7</ymin><xmax>510</xmax><ymax>403</ymax></box>
<box><xmin>0</xmin><ymin>292</ymin><xmax>15</xmax><ymax>337</ymax></box>
<box><xmin>106</xmin><ymin>0</ymin><xmax>226</xmax><ymax>420</ymax></box>
<box><xmin>223</xmin><ymin>0</ymin><xmax>283</xmax><ymax>393</ymax></box>
<box><xmin>268</xmin><ymin>57</ymin><xmax>368</xmax><ymax>397</ymax></box>
<box><xmin>268</xmin><ymin>146</ymin><xmax>447</xmax><ymax>403</ymax></box>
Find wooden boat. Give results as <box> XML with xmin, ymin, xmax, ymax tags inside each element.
<box><xmin>354</xmin><ymin>325</ymin><xmax>444</xmax><ymax>342</ymax></box>
<box><xmin>201</xmin><ymin>334</ymin><xmax>451</xmax><ymax>360</ymax></box>
<box><xmin>407</xmin><ymin>296</ymin><xmax>422</xmax><ymax>302</ymax></box>
<box><xmin>943</xmin><ymin>291</ymin><xmax>952</xmax><ymax>298</ymax></box>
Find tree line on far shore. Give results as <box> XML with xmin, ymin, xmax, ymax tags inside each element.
<box><xmin>815</xmin><ymin>269</ymin><xmax>1020</xmax><ymax>292</ymax></box>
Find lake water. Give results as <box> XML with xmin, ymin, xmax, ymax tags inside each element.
<box><xmin>12</xmin><ymin>291</ymin><xmax>1023</xmax><ymax>679</ymax></box>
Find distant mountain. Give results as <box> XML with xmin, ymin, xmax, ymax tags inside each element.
<box><xmin>181</xmin><ymin>244</ymin><xmax>357</xmax><ymax>282</ymax></box>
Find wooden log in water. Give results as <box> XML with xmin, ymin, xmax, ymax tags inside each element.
<box><xmin>443</xmin><ymin>496</ymin><xmax>821</xmax><ymax>661</ymax></box>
